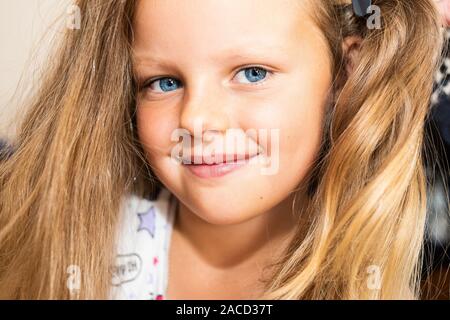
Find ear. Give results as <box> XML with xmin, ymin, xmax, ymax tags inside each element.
<box><xmin>342</xmin><ymin>36</ymin><xmax>363</xmax><ymax>77</ymax></box>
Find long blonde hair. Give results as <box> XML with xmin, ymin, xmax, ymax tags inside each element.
<box><xmin>0</xmin><ymin>0</ymin><xmax>445</xmax><ymax>299</ymax></box>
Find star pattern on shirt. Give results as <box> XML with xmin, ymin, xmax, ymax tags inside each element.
<box><xmin>137</xmin><ymin>206</ymin><xmax>156</xmax><ymax>238</ymax></box>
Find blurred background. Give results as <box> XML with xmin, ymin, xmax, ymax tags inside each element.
<box><xmin>0</xmin><ymin>0</ymin><xmax>69</xmax><ymax>139</ymax></box>
<box><xmin>421</xmin><ymin>29</ymin><xmax>450</xmax><ymax>299</ymax></box>
<box><xmin>0</xmin><ymin>0</ymin><xmax>449</xmax><ymax>299</ymax></box>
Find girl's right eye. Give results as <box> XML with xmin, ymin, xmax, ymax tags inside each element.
<box><xmin>145</xmin><ymin>77</ymin><xmax>182</xmax><ymax>93</ymax></box>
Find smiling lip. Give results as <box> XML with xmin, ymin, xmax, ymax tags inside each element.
<box><xmin>183</xmin><ymin>154</ymin><xmax>259</xmax><ymax>178</ymax></box>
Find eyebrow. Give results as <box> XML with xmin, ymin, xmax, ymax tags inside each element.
<box><xmin>133</xmin><ymin>44</ymin><xmax>287</xmax><ymax>67</ymax></box>
<box><xmin>133</xmin><ymin>55</ymin><xmax>175</xmax><ymax>69</ymax></box>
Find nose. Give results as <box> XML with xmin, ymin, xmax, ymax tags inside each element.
<box><xmin>179</xmin><ymin>80</ymin><xmax>231</xmax><ymax>137</ymax></box>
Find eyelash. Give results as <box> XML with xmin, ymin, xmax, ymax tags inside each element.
<box><xmin>139</xmin><ymin>65</ymin><xmax>274</xmax><ymax>93</ymax></box>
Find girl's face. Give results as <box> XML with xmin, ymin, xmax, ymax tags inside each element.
<box><xmin>133</xmin><ymin>0</ymin><xmax>332</xmax><ymax>224</ymax></box>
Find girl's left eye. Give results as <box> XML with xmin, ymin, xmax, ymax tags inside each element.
<box><xmin>234</xmin><ymin>66</ymin><xmax>270</xmax><ymax>84</ymax></box>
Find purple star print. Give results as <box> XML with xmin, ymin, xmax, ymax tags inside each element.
<box><xmin>137</xmin><ymin>206</ymin><xmax>156</xmax><ymax>238</ymax></box>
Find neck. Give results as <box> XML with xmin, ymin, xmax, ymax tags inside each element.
<box><xmin>173</xmin><ymin>192</ymin><xmax>308</xmax><ymax>271</ymax></box>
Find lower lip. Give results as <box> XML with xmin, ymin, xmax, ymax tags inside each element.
<box><xmin>184</xmin><ymin>160</ymin><xmax>251</xmax><ymax>178</ymax></box>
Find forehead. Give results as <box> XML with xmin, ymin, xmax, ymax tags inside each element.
<box><xmin>132</xmin><ymin>0</ymin><xmax>311</xmax><ymax>59</ymax></box>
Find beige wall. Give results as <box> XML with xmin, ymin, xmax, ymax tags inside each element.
<box><xmin>0</xmin><ymin>0</ymin><xmax>69</xmax><ymax>138</ymax></box>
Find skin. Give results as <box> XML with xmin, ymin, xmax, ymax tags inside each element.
<box><xmin>132</xmin><ymin>0</ymin><xmax>358</xmax><ymax>299</ymax></box>
<box><xmin>435</xmin><ymin>0</ymin><xmax>450</xmax><ymax>25</ymax></box>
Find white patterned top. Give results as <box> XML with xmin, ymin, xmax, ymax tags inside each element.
<box><xmin>109</xmin><ymin>188</ymin><xmax>177</xmax><ymax>300</ymax></box>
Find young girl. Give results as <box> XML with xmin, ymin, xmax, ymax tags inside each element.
<box><xmin>0</xmin><ymin>0</ymin><xmax>447</xmax><ymax>299</ymax></box>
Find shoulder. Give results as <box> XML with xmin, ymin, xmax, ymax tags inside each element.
<box><xmin>117</xmin><ymin>187</ymin><xmax>176</xmax><ymax>252</ymax></box>
<box><xmin>110</xmin><ymin>188</ymin><xmax>177</xmax><ymax>299</ymax></box>
<box><xmin>122</xmin><ymin>188</ymin><xmax>176</xmax><ymax>231</ymax></box>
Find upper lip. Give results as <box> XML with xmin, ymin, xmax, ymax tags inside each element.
<box><xmin>181</xmin><ymin>153</ymin><xmax>259</xmax><ymax>165</ymax></box>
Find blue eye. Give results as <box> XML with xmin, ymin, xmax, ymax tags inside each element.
<box><xmin>235</xmin><ymin>67</ymin><xmax>268</xmax><ymax>84</ymax></box>
<box><xmin>148</xmin><ymin>77</ymin><xmax>182</xmax><ymax>93</ymax></box>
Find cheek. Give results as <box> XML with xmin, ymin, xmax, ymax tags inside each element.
<box><xmin>136</xmin><ymin>105</ymin><xmax>178</xmax><ymax>159</ymax></box>
<box><xmin>240</xmin><ymin>75</ymin><xmax>330</xmax><ymax>181</ymax></box>
<box><xmin>241</xmin><ymin>69</ymin><xmax>331</xmax><ymax>192</ymax></box>
<box><xmin>280</xmin><ymin>83</ymin><xmax>329</xmax><ymax>166</ymax></box>
<box><xmin>278</xmin><ymin>82</ymin><xmax>330</xmax><ymax>188</ymax></box>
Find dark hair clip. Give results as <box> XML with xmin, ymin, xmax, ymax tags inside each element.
<box><xmin>352</xmin><ymin>0</ymin><xmax>372</xmax><ymax>17</ymax></box>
